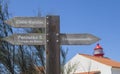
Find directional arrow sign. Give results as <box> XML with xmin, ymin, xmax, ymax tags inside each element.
<box><xmin>4</xmin><ymin>17</ymin><xmax>46</xmax><ymax>28</ymax></box>
<box><xmin>2</xmin><ymin>33</ymin><xmax>46</xmax><ymax>45</ymax></box>
<box><xmin>60</xmin><ymin>33</ymin><xmax>100</xmax><ymax>45</ymax></box>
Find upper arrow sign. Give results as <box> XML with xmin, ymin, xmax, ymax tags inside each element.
<box><xmin>60</xmin><ymin>33</ymin><xmax>100</xmax><ymax>45</ymax></box>
<box><xmin>2</xmin><ymin>33</ymin><xmax>46</xmax><ymax>45</ymax></box>
<box><xmin>4</xmin><ymin>17</ymin><xmax>46</xmax><ymax>28</ymax></box>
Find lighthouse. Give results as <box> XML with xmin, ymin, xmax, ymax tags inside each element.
<box><xmin>93</xmin><ymin>44</ymin><xmax>104</xmax><ymax>57</ymax></box>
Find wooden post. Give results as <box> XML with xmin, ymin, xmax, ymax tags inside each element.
<box><xmin>46</xmin><ymin>15</ymin><xmax>60</xmax><ymax>74</ymax></box>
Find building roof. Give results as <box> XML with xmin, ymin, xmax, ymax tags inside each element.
<box><xmin>74</xmin><ymin>71</ymin><xmax>100</xmax><ymax>74</ymax></box>
<box><xmin>79</xmin><ymin>54</ymin><xmax>120</xmax><ymax>68</ymax></box>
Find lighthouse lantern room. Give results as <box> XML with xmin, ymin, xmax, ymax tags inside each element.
<box><xmin>93</xmin><ymin>44</ymin><xmax>104</xmax><ymax>57</ymax></box>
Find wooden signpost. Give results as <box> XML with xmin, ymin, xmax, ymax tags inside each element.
<box><xmin>2</xmin><ymin>15</ymin><xmax>100</xmax><ymax>74</ymax></box>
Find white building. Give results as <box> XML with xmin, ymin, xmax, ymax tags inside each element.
<box><xmin>64</xmin><ymin>44</ymin><xmax>120</xmax><ymax>74</ymax></box>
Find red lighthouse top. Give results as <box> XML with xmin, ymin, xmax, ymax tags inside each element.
<box><xmin>94</xmin><ymin>44</ymin><xmax>103</xmax><ymax>50</ymax></box>
<box><xmin>94</xmin><ymin>43</ymin><xmax>104</xmax><ymax>57</ymax></box>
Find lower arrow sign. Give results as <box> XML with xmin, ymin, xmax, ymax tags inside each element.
<box><xmin>2</xmin><ymin>33</ymin><xmax>46</xmax><ymax>45</ymax></box>
<box><xmin>60</xmin><ymin>33</ymin><xmax>100</xmax><ymax>45</ymax></box>
<box><xmin>2</xmin><ymin>33</ymin><xmax>100</xmax><ymax>45</ymax></box>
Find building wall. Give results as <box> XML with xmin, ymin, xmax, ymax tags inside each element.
<box><xmin>64</xmin><ymin>54</ymin><xmax>112</xmax><ymax>74</ymax></box>
<box><xmin>111</xmin><ymin>68</ymin><xmax>120</xmax><ymax>74</ymax></box>
<box><xmin>98</xmin><ymin>64</ymin><xmax>111</xmax><ymax>74</ymax></box>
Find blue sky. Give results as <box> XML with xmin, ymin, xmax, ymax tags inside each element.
<box><xmin>9</xmin><ymin>0</ymin><xmax>120</xmax><ymax>62</ymax></box>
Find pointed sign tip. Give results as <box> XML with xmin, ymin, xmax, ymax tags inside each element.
<box><xmin>4</xmin><ymin>19</ymin><xmax>13</xmax><ymax>26</ymax></box>
<box><xmin>4</xmin><ymin>20</ymin><xmax>8</xmax><ymax>24</ymax></box>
